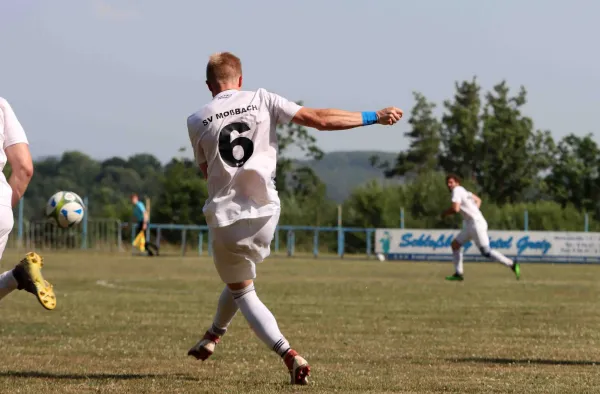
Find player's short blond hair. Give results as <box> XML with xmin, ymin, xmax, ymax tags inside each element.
<box><xmin>206</xmin><ymin>52</ymin><xmax>242</xmax><ymax>84</ymax></box>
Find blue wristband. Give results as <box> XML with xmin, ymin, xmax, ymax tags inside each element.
<box><xmin>362</xmin><ymin>111</ymin><xmax>378</xmax><ymax>126</ymax></box>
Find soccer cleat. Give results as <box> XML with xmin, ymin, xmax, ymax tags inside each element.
<box><xmin>445</xmin><ymin>273</ymin><xmax>464</xmax><ymax>281</ymax></box>
<box><xmin>512</xmin><ymin>259</ymin><xmax>521</xmax><ymax>280</ymax></box>
<box><xmin>188</xmin><ymin>331</ymin><xmax>221</xmax><ymax>361</ymax></box>
<box><xmin>283</xmin><ymin>349</ymin><xmax>310</xmax><ymax>385</ymax></box>
<box><xmin>12</xmin><ymin>252</ymin><xmax>56</xmax><ymax>310</ymax></box>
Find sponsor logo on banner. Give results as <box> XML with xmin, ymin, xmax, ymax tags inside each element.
<box><xmin>375</xmin><ymin>229</ymin><xmax>600</xmax><ymax>263</ymax></box>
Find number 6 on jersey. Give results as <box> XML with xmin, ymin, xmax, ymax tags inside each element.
<box><xmin>218</xmin><ymin>122</ymin><xmax>254</xmax><ymax>167</ymax></box>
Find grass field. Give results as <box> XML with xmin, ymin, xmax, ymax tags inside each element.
<box><xmin>2</xmin><ymin>252</ymin><xmax>600</xmax><ymax>393</ymax></box>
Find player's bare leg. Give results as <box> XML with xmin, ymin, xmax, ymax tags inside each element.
<box><xmin>188</xmin><ymin>286</ymin><xmax>239</xmax><ymax>360</ymax></box>
<box><xmin>229</xmin><ymin>279</ymin><xmax>309</xmax><ymax>385</ymax></box>
<box><xmin>0</xmin><ymin>252</ymin><xmax>56</xmax><ymax>309</ymax></box>
<box><xmin>446</xmin><ymin>240</ymin><xmax>464</xmax><ymax>281</ymax></box>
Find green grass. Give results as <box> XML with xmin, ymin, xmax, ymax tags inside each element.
<box><xmin>2</xmin><ymin>252</ymin><xmax>600</xmax><ymax>393</ymax></box>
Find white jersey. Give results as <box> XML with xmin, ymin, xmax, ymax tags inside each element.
<box><xmin>187</xmin><ymin>88</ymin><xmax>302</xmax><ymax>228</ymax></box>
<box><xmin>0</xmin><ymin>98</ymin><xmax>29</xmax><ymax>208</ymax></box>
<box><xmin>451</xmin><ymin>185</ymin><xmax>484</xmax><ymax>222</ymax></box>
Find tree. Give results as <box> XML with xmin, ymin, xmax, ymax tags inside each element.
<box><xmin>95</xmin><ymin>166</ymin><xmax>144</xmax><ymax>196</ymax></box>
<box><xmin>152</xmin><ymin>158</ymin><xmax>208</xmax><ymax>225</ymax></box>
<box><xmin>546</xmin><ymin>134</ymin><xmax>600</xmax><ymax>213</ymax></box>
<box><xmin>289</xmin><ymin>167</ymin><xmax>326</xmax><ymax>201</ymax></box>
<box><xmin>522</xmin><ymin>129</ymin><xmax>556</xmax><ymax>201</ymax></box>
<box><xmin>126</xmin><ymin>153</ymin><xmax>162</xmax><ymax>175</ymax></box>
<box><xmin>440</xmin><ymin>78</ymin><xmax>482</xmax><ymax>181</ymax></box>
<box><xmin>101</xmin><ymin>157</ymin><xmax>127</xmax><ymax>169</ymax></box>
<box><xmin>373</xmin><ymin>92</ymin><xmax>441</xmax><ymax>178</ymax></box>
<box><xmin>344</xmin><ymin>180</ymin><xmax>405</xmax><ymax>229</ymax></box>
<box><xmin>478</xmin><ymin>82</ymin><xmax>549</xmax><ymax>204</ymax></box>
<box><xmin>25</xmin><ymin>153</ymin><xmax>95</xmax><ymax>220</ymax></box>
<box><xmin>275</xmin><ymin>101</ymin><xmax>324</xmax><ymax>196</ymax></box>
<box><xmin>57</xmin><ymin>151</ymin><xmax>101</xmax><ymax>192</ymax></box>
<box><xmin>283</xmin><ymin>166</ymin><xmax>331</xmax><ymax>226</ymax></box>
<box><xmin>9</xmin><ymin>83</ymin><xmax>600</xmax><ymax>237</ymax></box>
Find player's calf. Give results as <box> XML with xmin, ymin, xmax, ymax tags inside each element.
<box><xmin>446</xmin><ymin>240</ymin><xmax>464</xmax><ymax>280</ymax></box>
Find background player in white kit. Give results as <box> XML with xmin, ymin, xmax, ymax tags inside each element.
<box><xmin>0</xmin><ymin>98</ymin><xmax>56</xmax><ymax>310</ymax></box>
<box><xmin>186</xmin><ymin>52</ymin><xmax>403</xmax><ymax>385</ymax></box>
<box><xmin>441</xmin><ymin>174</ymin><xmax>521</xmax><ymax>281</ymax></box>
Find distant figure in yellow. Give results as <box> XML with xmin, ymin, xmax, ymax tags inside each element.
<box><xmin>131</xmin><ymin>193</ymin><xmax>158</xmax><ymax>256</ymax></box>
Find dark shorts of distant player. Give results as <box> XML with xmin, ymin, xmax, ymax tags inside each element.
<box><xmin>137</xmin><ymin>221</ymin><xmax>159</xmax><ymax>257</ymax></box>
<box><xmin>137</xmin><ymin>221</ymin><xmax>145</xmax><ymax>236</ymax></box>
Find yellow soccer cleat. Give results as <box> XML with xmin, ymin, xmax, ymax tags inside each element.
<box><xmin>12</xmin><ymin>252</ymin><xmax>56</xmax><ymax>310</ymax></box>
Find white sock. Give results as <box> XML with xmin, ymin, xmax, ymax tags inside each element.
<box><xmin>209</xmin><ymin>286</ymin><xmax>239</xmax><ymax>336</ymax></box>
<box><xmin>231</xmin><ymin>283</ymin><xmax>291</xmax><ymax>357</ymax></box>
<box><xmin>453</xmin><ymin>249</ymin><xmax>464</xmax><ymax>275</ymax></box>
<box><xmin>0</xmin><ymin>270</ymin><xmax>18</xmax><ymax>301</ymax></box>
<box><xmin>489</xmin><ymin>250</ymin><xmax>513</xmax><ymax>267</ymax></box>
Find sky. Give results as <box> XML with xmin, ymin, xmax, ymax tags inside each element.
<box><xmin>0</xmin><ymin>0</ymin><xmax>598</xmax><ymax>163</ymax></box>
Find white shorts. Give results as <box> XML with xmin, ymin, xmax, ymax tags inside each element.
<box><xmin>210</xmin><ymin>212</ymin><xmax>279</xmax><ymax>284</ymax></box>
<box><xmin>0</xmin><ymin>205</ymin><xmax>13</xmax><ymax>262</ymax></box>
<box><xmin>454</xmin><ymin>219</ymin><xmax>490</xmax><ymax>250</ymax></box>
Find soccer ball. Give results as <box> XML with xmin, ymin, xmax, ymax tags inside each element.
<box><xmin>46</xmin><ymin>191</ymin><xmax>85</xmax><ymax>228</ymax></box>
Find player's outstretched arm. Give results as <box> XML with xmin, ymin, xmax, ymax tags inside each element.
<box><xmin>291</xmin><ymin>107</ymin><xmax>403</xmax><ymax>131</ymax></box>
<box><xmin>5</xmin><ymin>143</ymin><xmax>33</xmax><ymax>208</ymax></box>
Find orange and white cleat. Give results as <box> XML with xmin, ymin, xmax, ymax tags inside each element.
<box><xmin>12</xmin><ymin>252</ymin><xmax>56</xmax><ymax>310</ymax></box>
<box><xmin>188</xmin><ymin>331</ymin><xmax>221</xmax><ymax>361</ymax></box>
<box><xmin>284</xmin><ymin>349</ymin><xmax>310</xmax><ymax>385</ymax></box>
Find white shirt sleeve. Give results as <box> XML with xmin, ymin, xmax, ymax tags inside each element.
<box><xmin>187</xmin><ymin>114</ymin><xmax>206</xmax><ymax>165</ymax></box>
<box><xmin>451</xmin><ymin>187</ymin><xmax>464</xmax><ymax>203</ymax></box>
<box><xmin>262</xmin><ymin>89</ymin><xmax>302</xmax><ymax>125</ymax></box>
<box><xmin>0</xmin><ymin>98</ymin><xmax>29</xmax><ymax>149</ymax></box>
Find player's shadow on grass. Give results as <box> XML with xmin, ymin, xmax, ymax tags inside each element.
<box><xmin>0</xmin><ymin>371</ymin><xmax>198</xmax><ymax>381</ymax></box>
<box><xmin>450</xmin><ymin>357</ymin><xmax>599</xmax><ymax>366</ymax></box>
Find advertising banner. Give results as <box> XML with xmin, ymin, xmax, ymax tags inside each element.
<box><xmin>375</xmin><ymin>229</ymin><xmax>600</xmax><ymax>263</ymax></box>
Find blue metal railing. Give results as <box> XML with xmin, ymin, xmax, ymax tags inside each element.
<box><xmin>125</xmin><ymin>221</ymin><xmax>376</xmax><ymax>258</ymax></box>
<box><xmin>13</xmin><ymin>196</ymin><xmax>596</xmax><ymax>258</ymax></box>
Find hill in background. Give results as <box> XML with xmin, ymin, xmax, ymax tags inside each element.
<box><xmin>294</xmin><ymin>151</ymin><xmax>400</xmax><ymax>202</ymax></box>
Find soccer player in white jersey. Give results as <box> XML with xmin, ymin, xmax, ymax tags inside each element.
<box><xmin>186</xmin><ymin>52</ymin><xmax>403</xmax><ymax>385</ymax></box>
<box><xmin>0</xmin><ymin>98</ymin><xmax>56</xmax><ymax>310</ymax></box>
<box><xmin>441</xmin><ymin>173</ymin><xmax>521</xmax><ymax>281</ymax></box>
